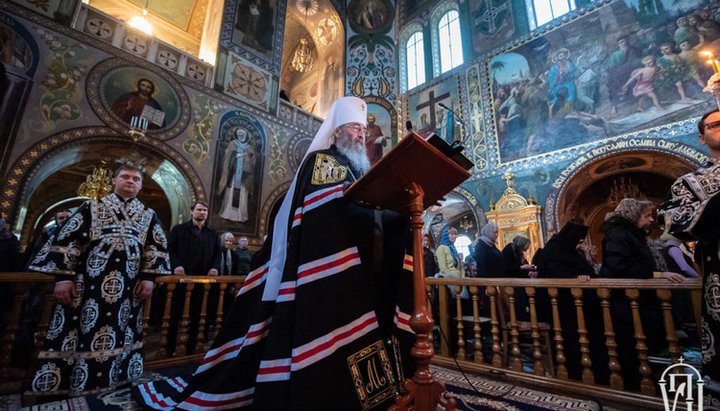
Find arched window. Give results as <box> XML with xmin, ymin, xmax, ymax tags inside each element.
<box><xmin>526</xmin><ymin>0</ymin><xmax>576</xmax><ymax>29</ymax></box>
<box><xmin>406</xmin><ymin>31</ymin><xmax>426</xmax><ymax>90</ymax></box>
<box><xmin>454</xmin><ymin>234</ymin><xmax>472</xmax><ymax>260</ymax></box>
<box><xmin>438</xmin><ymin>10</ymin><xmax>463</xmax><ymax>73</ymax></box>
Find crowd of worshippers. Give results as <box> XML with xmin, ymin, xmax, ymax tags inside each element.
<box><xmin>422</xmin><ymin>197</ymin><xmax>703</xmax><ymax>388</ymax></box>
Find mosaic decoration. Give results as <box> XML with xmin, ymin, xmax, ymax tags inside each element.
<box><xmin>365</xmin><ymin>96</ymin><xmax>397</xmax><ymax>158</ymax></box>
<box><xmin>31</xmin><ymin>28</ymin><xmax>92</xmax><ymax>130</ymax></box>
<box><xmin>86</xmin><ymin>58</ymin><xmax>191</xmax><ymax>141</ymax></box>
<box><xmin>469</xmin><ymin>0</ymin><xmax>515</xmax><ymax>54</ymax></box>
<box><xmin>286</xmin><ymin>131</ymin><xmax>313</xmax><ymax>172</ymax></box>
<box><xmin>183</xmin><ymin>95</ymin><xmax>227</xmax><ymax>165</ymax></box>
<box><xmin>466</xmin><ymin>63</ymin><xmax>489</xmax><ymax>173</ymax></box>
<box><xmin>223</xmin><ymin>52</ymin><xmax>275</xmax><ymax>113</ymax></box>
<box><xmin>484</xmin><ymin>0</ymin><xmax>718</xmax><ymax>164</ymax></box>
<box><xmin>220</xmin><ymin>0</ymin><xmax>286</xmax><ymax>76</ymax></box>
<box><xmin>346</xmin><ymin>39</ymin><xmax>396</xmax><ymax>102</ymax></box>
<box><xmin>267</xmin><ymin>123</ymin><xmax>289</xmax><ymax>183</ymax></box>
<box><xmin>212</xmin><ymin>111</ymin><xmax>266</xmax><ymax>235</ymax></box>
<box><xmin>0</xmin><ymin>127</ymin><xmax>206</xmax><ymax>223</ymax></box>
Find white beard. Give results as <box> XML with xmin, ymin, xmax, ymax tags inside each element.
<box><xmin>336</xmin><ymin>140</ymin><xmax>371</xmax><ymax>175</ymax></box>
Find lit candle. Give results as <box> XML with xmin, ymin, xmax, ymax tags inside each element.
<box><xmin>702</xmin><ymin>51</ymin><xmax>720</xmax><ymax>74</ymax></box>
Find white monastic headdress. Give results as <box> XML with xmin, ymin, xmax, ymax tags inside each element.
<box><xmin>262</xmin><ymin>96</ymin><xmax>368</xmax><ymax>300</ymax></box>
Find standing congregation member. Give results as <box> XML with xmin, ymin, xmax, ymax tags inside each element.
<box><xmin>25</xmin><ymin>162</ymin><xmax>170</xmax><ymax>401</ymax></box>
<box><xmin>660</xmin><ymin>109</ymin><xmax>720</xmax><ymax>407</ymax></box>
<box><xmin>166</xmin><ymin>201</ymin><xmax>222</xmax><ymax>355</ymax></box>
<box><xmin>134</xmin><ymin>96</ymin><xmax>414</xmax><ymax>410</ymax></box>
<box><xmin>236</xmin><ymin>235</ymin><xmax>253</xmax><ymax>275</ymax></box>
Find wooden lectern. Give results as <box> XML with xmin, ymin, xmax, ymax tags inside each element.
<box><xmin>346</xmin><ymin>131</ymin><xmax>471</xmax><ymax>411</ymax></box>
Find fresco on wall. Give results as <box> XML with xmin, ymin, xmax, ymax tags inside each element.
<box><xmin>470</xmin><ymin>0</ymin><xmax>515</xmax><ymax>54</ymax></box>
<box><xmin>489</xmin><ymin>0</ymin><xmax>718</xmax><ymax>163</ymax></box>
<box><xmin>347</xmin><ymin>0</ymin><xmax>394</xmax><ymax>34</ymax></box>
<box><xmin>366</xmin><ymin>102</ymin><xmax>393</xmax><ymax>164</ymax></box>
<box><xmin>213</xmin><ymin>111</ymin><xmax>266</xmax><ymax>234</ymax></box>
<box><xmin>8</xmin><ymin>0</ymin><xmax>79</xmax><ymax>25</ymax></box>
<box><xmin>407</xmin><ymin>79</ymin><xmax>463</xmax><ymax>143</ymax></box>
<box><xmin>100</xmin><ymin>66</ymin><xmax>181</xmax><ymax>131</ymax></box>
<box><xmin>223</xmin><ymin>52</ymin><xmax>276</xmax><ymax>112</ymax></box>
<box><xmin>231</xmin><ymin>0</ymin><xmax>277</xmax><ymax>59</ymax></box>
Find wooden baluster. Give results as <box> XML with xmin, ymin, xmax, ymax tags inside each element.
<box><xmin>0</xmin><ymin>283</ymin><xmax>30</xmax><ymax>383</ymax></box>
<box><xmin>426</xmin><ymin>284</ymin><xmax>435</xmax><ymax>350</ymax></box>
<box><xmin>526</xmin><ymin>287</ymin><xmax>544</xmax><ymax>376</ymax></box>
<box><xmin>657</xmin><ymin>289</ymin><xmax>681</xmax><ymax>363</ymax></box>
<box><xmin>176</xmin><ymin>283</ymin><xmax>195</xmax><ymax>357</ymax></box>
<box><xmin>158</xmin><ymin>282</ymin><xmax>175</xmax><ymax>358</ymax></box>
<box><xmin>597</xmin><ymin>288</ymin><xmax>623</xmax><ymax>389</ymax></box>
<box><xmin>438</xmin><ymin>285</ymin><xmax>450</xmax><ymax>357</ymax></box>
<box><xmin>626</xmin><ymin>289</ymin><xmax>655</xmax><ymax>395</ymax></box>
<box><xmin>455</xmin><ymin>285</ymin><xmax>465</xmax><ymax>359</ymax></box>
<box><xmin>469</xmin><ymin>285</ymin><xmax>483</xmax><ymax>364</ymax></box>
<box><xmin>216</xmin><ymin>282</ymin><xmax>228</xmax><ymax>333</ymax></box>
<box><xmin>196</xmin><ymin>282</ymin><xmax>210</xmax><ymax>350</ymax></box>
<box><xmin>571</xmin><ymin>288</ymin><xmax>594</xmax><ymax>384</ymax></box>
<box><xmin>549</xmin><ymin>287</ymin><xmax>568</xmax><ymax>380</ymax></box>
<box><xmin>487</xmin><ymin>286</ymin><xmax>502</xmax><ymax>367</ymax></box>
<box><xmin>504</xmin><ymin>287</ymin><xmax>522</xmax><ymax>372</ymax></box>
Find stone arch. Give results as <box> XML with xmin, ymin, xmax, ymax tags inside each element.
<box><xmin>1</xmin><ymin>127</ymin><xmax>206</xmax><ymax>243</ymax></box>
<box><xmin>424</xmin><ymin>187</ymin><xmax>486</xmax><ymax>245</ymax></box>
<box><xmin>257</xmin><ymin>181</ymin><xmax>292</xmax><ymax>242</ymax></box>
<box><xmin>544</xmin><ymin>146</ymin><xmax>704</xmax><ymax>246</ymax></box>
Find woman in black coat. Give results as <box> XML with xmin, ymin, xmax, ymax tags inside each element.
<box><xmin>501</xmin><ymin>236</ymin><xmax>535</xmax><ymax>321</ymax></box>
<box><xmin>600</xmin><ymin>198</ymin><xmax>684</xmax><ymax>389</ymax></box>
<box><xmin>537</xmin><ymin>221</ymin><xmax>606</xmax><ymax>382</ymax></box>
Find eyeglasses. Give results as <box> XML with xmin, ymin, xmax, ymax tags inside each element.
<box><xmin>343</xmin><ymin>124</ymin><xmax>366</xmax><ymax>133</ymax></box>
<box><xmin>705</xmin><ymin>120</ymin><xmax>720</xmax><ymax>131</ymax></box>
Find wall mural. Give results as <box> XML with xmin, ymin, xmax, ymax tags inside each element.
<box><xmin>488</xmin><ymin>0</ymin><xmax>718</xmax><ymax>164</ymax></box>
<box><xmin>406</xmin><ymin>77</ymin><xmax>464</xmax><ymax>144</ymax></box>
<box><xmin>469</xmin><ymin>0</ymin><xmax>515</xmax><ymax>55</ymax></box>
<box><xmin>345</xmin><ymin>0</ymin><xmax>396</xmax><ymax>104</ymax></box>
<box><xmin>223</xmin><ymin>51</ymin><xmax>276</xmax><ymax>112</ymax></box>
<box><xmin>212</xmin><ymin>111</ymin><xmax>266</xmax><ymax>235</ymax></box>
<box><xmin>221</xmin><ymin>0</ymin><xmax>286</xmax><ymax>76</ymax></box>
<box><xmin>7</xmin><ymin>0</ymin><xmax>79</xmax><ymax>25</ymax></box>
<box><xmin>366</xmin><ymin>99</ymin><xmax>395</xmax><ymax>164</ymax></box>
<box><xmin>87</xmin><ymin>59</ymin><xmax>190</xmax><ymax>141</ymax></box>
<box><xmin>183</xmin><ymin>95</ymin><xmax>228</xmax><ymax>165</ymax></box>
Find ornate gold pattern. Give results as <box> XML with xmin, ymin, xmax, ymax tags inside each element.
<box><xmin>347</xmin><ymin>340</ymin><xmax>396</xmax><ymax>410</ymax></box>
<box><xmin>311</xmin><ymin>153</ymin><xmax>347</xmax><ymax>185</ymax></box>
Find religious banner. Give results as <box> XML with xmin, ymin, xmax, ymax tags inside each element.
<box><xmin>488</xmin><ymin>0</ymin><xmax>718</xmax><ymax>164</ymax></box>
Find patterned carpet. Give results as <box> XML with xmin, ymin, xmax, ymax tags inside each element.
<box><xmin>3</xmin><ymin>365</ymin><xmax>600</xmax><ymax>410</ymax></box>
<box><xmin>433</xmin><ymin>365</ymin><xmax>601</xmax><ymax>411</ymax></box>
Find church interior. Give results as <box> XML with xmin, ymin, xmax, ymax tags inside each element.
<box><xmin>1</xmin><ymin>0</ymin><xmax>717</xmax><ymax>408</ymax></box>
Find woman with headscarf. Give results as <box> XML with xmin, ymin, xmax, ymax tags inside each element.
<box><xmin>501</xmin><ymin>236</ymin><xmax>535</xmax><ymax>321</ymax></box>
<box><xmin>474</xmin><ymin>222</ymin><xmax>506</xmax><ymax>278</ymax></box>
<box><xmin>537</xmin><ymin>221</ymin><xmax>606</xmax><ymax>382</ymax></box>
<box><xmin>436</xmin><ymin>227</ymin><xmax>462</xmax><ymax>278</ymax></box>
<box><xmin>600</xmin><ymin>198</ymin><xmax>684</xmax><ymax>389</ymax></box>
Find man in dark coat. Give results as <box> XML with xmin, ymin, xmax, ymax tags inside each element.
<box><xmin>659</xmin><ymin>109</ymin><xmax>720</xmax><ymax>407</ymax></box>
<box><xmin>166</xmin><ymin>201</ymin><xmax>222</xmax><ymax>355</ymax></box>
<box><xmin>236</xmin><ymin>236</ymin><xmax>253</xmax><ymax>275</ymax></box>
<box><xmin>134</xmin><ymin>96</ymin><xmax>414</xmax><ymax>410</ymax></box>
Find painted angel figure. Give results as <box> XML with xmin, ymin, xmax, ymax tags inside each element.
<box><xmin>218</xmin><ymin>128</ymin><xmax>254</xmax><ymax>222</ymax></box>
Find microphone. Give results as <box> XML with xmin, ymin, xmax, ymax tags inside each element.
<box><xmin>405</xmin><ymin>121</ymin><xmax>413</xmax><ymax>131</ymax></box>
<box><xmin>437</xmin><ymin>102</ymin><xmax>467</xmax><ymax>126</ymax></box>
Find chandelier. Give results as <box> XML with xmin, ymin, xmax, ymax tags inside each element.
<box><xmin>77</xmin><ymin>164</ymin><xmax>113</xmax><ymax>199</ymax></box>
<box><xmin>292</xmin><ymin>37</ymin><xmax>314</xmax><ymax>72</ymax></box>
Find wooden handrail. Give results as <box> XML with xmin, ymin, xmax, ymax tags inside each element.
<box><xmin>426</xmin><ymin>276</ymin><xmax>702</xmax><ymax>289</ymax></box>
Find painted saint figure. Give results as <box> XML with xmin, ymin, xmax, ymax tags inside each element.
<box><xmin>110</xmin><ymin>78</ymin><xmax>165</xmax><ymax>129</ymax></box>
<box><xmin>218</xmin><ymin>128</ymin><xmax>254</xmax><ymax>222</ymax></box>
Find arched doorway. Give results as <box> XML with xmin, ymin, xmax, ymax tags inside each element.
<box><xmin>5</xmin><ymin>135</ymin><xmax>204</xmax><ymax>249</ymax></box>
<box><xmin>555</xmin><ymin>150</ymin><xmax>697</xmax><ymax>251</ymax></box>
<box><xmin>423</xmin><ymin>190</ymin><xmax>485</xmax><ymax>258</ymax></box>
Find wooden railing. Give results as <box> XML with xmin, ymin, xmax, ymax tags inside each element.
<box><xmin>0</xmin><ymin>273</ymin><xmax>245</xmax><ymax>394</ymax></box>
<box><xmin>426</xmin><ymin>276</ymin><xmax>703</xmax><ymax>409</ymax></box>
